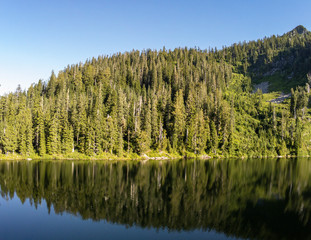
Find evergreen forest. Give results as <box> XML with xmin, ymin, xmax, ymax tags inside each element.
<box><xmin>1</xmin><ymin>25</ymin><xmax>311</xmax><ymax>158</ymax></box>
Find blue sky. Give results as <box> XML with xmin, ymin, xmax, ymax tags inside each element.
<box><xmin>0</xmin><ymin>0</ymin><xmax>310</xmax><ymax>95</ymax></box>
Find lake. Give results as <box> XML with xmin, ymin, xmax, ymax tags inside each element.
<box><xmin>0</xmin><ymin>158</ymin><xmax>310</xmax><ymax>240</ymax></box>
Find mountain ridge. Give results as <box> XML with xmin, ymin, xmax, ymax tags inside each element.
<box><xmin>285</xmin><ymin>25</ymin><xmax>308</xmax><ymax>37</ymax></box>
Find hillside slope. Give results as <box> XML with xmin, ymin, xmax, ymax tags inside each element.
<box><xmin>225</xmin><ymin>25</ymin><xmax>311</xmax><ymax>92</ymax></box>
<box><xmin>0</xmin><ymin>26</ymin><xmax>310</xmax><ymax>158</ymax></box>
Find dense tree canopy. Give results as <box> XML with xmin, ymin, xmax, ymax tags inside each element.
<box><xmin>0</xmin><ymin>26</ymin><xmax>311</xmax><ymax>157</ymax></box>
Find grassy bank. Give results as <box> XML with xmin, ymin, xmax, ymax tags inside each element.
<box><xmin>0</xmin><ymin>150</ymin><xmax>183</xmax><ymax>161</ymax></box>
<box><xmin>0</xmin><ymin>149</ymin><xmax>306</xmax><ymax>161</ymax></box>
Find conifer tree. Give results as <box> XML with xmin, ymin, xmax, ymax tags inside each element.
<box><xmin>47</xmin><ymin>115</ymin><xmax>59</xmax><ymax>155</ymax></box>
<box><xmin>172</xmin><ymin>89</ymin><xmax>186</xmax><ymax>151</ymax></box>
<box><xmin>151</xmin><ymin>96</ymin><xmax>159</xmax><ymax>148</ymax></box>
<box><xmin>210</xmin><ymin>121</ymin><xmax>218</xmax><ymax>154</ymax></box>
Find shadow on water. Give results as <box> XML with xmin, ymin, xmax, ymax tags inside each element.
<box><xmin>1</xmin><ymin>158</ymin><xmax>311</xmax><ymax>240</ymax></box>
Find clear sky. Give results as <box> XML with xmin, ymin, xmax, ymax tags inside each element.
<box><xmin>0</xmin><ymin>0</ymin><xmax>310</xmax><ymax>95</ymax></box>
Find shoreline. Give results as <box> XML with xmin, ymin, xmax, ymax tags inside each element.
<box><xmin>0</xmin><ymin>152</ymin><xmax>307</xmax><ymax>161</ymax></box>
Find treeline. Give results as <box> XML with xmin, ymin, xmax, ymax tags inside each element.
<box><xmin>0</xmin><ymin>26</ymin><xmax>311</xmax><ymax>157</ymax></box>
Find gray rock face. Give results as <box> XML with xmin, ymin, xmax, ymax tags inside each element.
<box><xmin>269</xmin><ymin>93</ymin><xmax>292</xmax><ymax>104</ymax></box>
<box><xmin>253</xmin><ymin>81</ymin><xmax>269</xmax><ymax>93</ymax></box>
<box><xmin>288</xmin><ymin>25</ymin><xmax>308</xmax><ymax>36</ymax></box>
<box><xmin>253</xmin><ymin>81</ymin><xmax>291</xmax><ymax>104</ymax></box>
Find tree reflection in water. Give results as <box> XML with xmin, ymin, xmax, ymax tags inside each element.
<box><xmin>0</xmin><ymin>158</ymin><xmax>311</xmax><ymax>240</ymax></box>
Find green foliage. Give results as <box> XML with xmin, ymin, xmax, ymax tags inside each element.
<box><xmin>0</xmin><ymin>26</ymin><xmax>311</xmax><ymax>157</ymax></box>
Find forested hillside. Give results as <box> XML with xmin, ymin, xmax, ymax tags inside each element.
<box><xmin>0</xmin><ymin>26</ymin><xmax>311</xmax><ymax>158</ymax></box>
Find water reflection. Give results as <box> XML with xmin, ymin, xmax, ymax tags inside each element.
<box><xmin>0</xmin><ymin>158</ymin><xmax>311</xmax><ymax>239</ymax></box>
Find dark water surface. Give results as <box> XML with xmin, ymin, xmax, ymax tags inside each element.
<box><xmin>0</xmin><ymin>158</ymin><xmax>311</xmax><ymax>240</ymax></box>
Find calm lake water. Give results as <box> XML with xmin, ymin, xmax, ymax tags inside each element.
<box><xmin>0</xmin><ymin>158</ymin><xmax>311</xmax><ymax>240</ymax></box>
